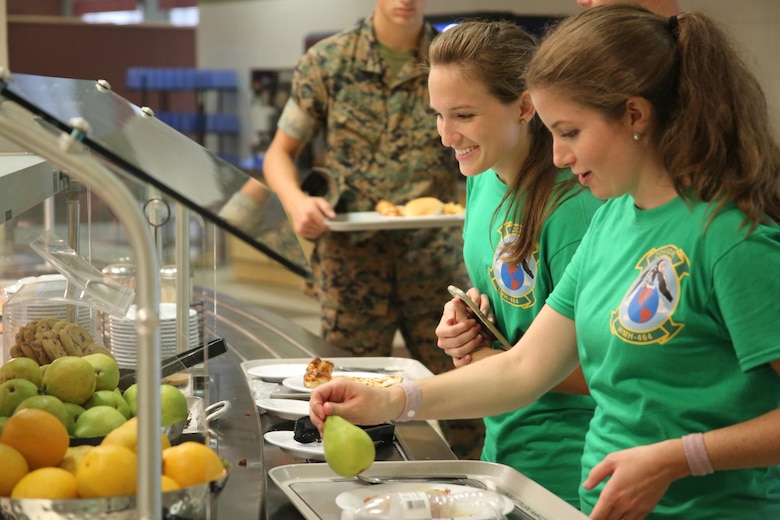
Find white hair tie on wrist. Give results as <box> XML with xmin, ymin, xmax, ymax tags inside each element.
<box><xmin>394</xmin><ymin>380</ymin><xmax>422</xmax><ymax>422</ymax></box>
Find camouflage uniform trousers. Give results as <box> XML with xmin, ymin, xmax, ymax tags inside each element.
<box><xmin>306</xmin><ymin>228</ymin><xmax>486</xmax><ymax>460</ymax></box>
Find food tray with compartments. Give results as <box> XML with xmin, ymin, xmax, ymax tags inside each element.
<box><xmin>267</xmin><ymin>460</ymin><xmax>589</xmax><ymax>520</ymax></box>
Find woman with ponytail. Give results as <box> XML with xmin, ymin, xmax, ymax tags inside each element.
<box><xmin>310</xmin><ymin>6</ymin><xmax>780</xmax><ymax>518</ymax></box>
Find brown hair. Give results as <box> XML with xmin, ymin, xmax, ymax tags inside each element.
<box><xmin>526</xmin><ymin>4</ymin><xmax>780</xmax><ymax>229</ymax></box>
<box><xmin>428</xmin><ymin>21</ymin><xmax>578</xmax><ymax>264</ymax></box>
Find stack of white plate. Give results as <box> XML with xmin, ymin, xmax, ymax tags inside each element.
<box><xmin>107</xmin><ymin>302</ymin><xmax>199</xmax><ymax>368</ymax></box>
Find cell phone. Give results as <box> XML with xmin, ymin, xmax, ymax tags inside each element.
<box><xmin>447</xmin><ymin>285</ymin><xmax>512</xmax><ymax>350</ymax></box>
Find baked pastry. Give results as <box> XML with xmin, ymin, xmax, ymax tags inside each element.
<box><xmin>303</xmin><ymin>357</ymin><xmax>403</xmax><ymax>389</ymax></box>
<box><xmin>375</xmin><ymin>199</ymin><xmax>403</xmax><ymax>217</ymax></box>
<box><xmin>402</xmin><ymin>197</ymin><xmax>444</xmax><ymax>217</ymax></box>
<box><xmin>442</xmin><ymin>202</ymin><xmax>465</xmax><ymax>215</ymax></box>
<box><xmin>303</xmin><ymin>357</ymin><xmax>334</xmax><ymax>388</ymax></box>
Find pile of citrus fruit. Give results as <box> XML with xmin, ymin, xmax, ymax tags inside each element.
<box><xmin>0</xmin><ymin>408</ymin><xmax>226</xmax><ymax>499</ymax></box>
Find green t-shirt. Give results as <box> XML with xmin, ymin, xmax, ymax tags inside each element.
<box><xmin>463</xmin><ymin>169</ymin><xmax>601</xmax><ymax>507</ymax></box>
<box><xmin>547</xmin><ymin>194</ymin><xmax>780</xmax><ymax>518</ymax></box>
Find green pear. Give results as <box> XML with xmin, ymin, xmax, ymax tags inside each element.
<box><xmin>0</xmin><ymin>378</ymin><xmax>40</xmax><ymax>417</ymax></box>
<box><xmin>323</xmin><ymin>415</ymin><xmax>375</xmax><ymax>477</ymax></box>
<box><xmin>84</xmin><ymin>390</ymin><xmax>131</xmax><ymax>419</ymax></box>
<box><xmin>14</xmin><ymin>394</ymin><xmax>69</xmax><ymax>428</ymax></box>
<box><xmin>73</xmin><ymin>405</ymin><xmax>127</xmax><ymax>438</ymax></box>
<box><xmin>64</xmin><ymin>402</ymin><xmax>86</xmax><ymax>436</ymax></box>
<box><xmin>122</xmin><ymin>383</ymin><xmax>138</xmax><ymax>417</ymax></box>
<box><xmin>41</xmin><ymin>356</ymin><xmax>96</xmax><ymax>405</ymax></box>
<box><xmin>0</xmin><ymin>357</ymin><xmax>43</xmax><ymax>387</ymax></box>
<box><xmin>160</xmin><ymin>384</ymin><xmax>189</xmax><ymax>427</ymax></box>
<box><xmin>0</xmin><ymin>416</ymin><xmax>7</xmax><ymax>436</ymax></box>
<box><xmin>81</xmin><ymin>353</ymin><xmax>120</xmax><ymax>391</ymax></box>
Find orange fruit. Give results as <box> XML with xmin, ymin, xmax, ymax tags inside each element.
<box><xmin>58</xmin><ymin>445</ymin><xmax>94</xmax><ymax>475</ymax></box>
<box><xmin>161</xmin><ymin>474</ymin><xmax>181</xmax><ymax>492</ymax></box>
<box><xmin>11</xmin><ymin>467</ymin><xmax>78</xmax><ymax>499</ymax></box>
<box><xmin>0</xmin><ymin>443</ymin><xmax>29</xmax><ymax>496</ymax></box>
<box><xmin>101</xmin><ymin>416</ymin><xmax>171</xmax><ymax>452</ymax></box>
<box><xmin>162</xmin><ymin>441</ymin><xmax>226</xmax><ymax>488</ymax></box>
<box><xmin>0</xmin><ymin>408</ymin><xmax>69</xmax><ymax>469</ymax></box>
<box><xmin>76</xmin><ymin>444</ymin><xmax>137</xmax><ymax>498</ymax></box>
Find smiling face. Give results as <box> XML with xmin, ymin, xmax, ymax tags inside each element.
<box><xmin>531</xmin><ymin>87</ymin><xmax>675</xmax><ymax>208</ymax></box>
<box><xmin>428</xmin><ymin>64</ymin><xmax>529</xmax><ymax>183</ymax></box>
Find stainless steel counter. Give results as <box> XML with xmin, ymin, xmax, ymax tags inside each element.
<box><xmin>197</xmin><ymin>288</ymin><xmax>456</xmax><ymax>519</ymax></box>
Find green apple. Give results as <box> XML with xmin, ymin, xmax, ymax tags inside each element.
<box><xmin>84</xmin><ymin>389</ymin><xmax>131</xmax><ymax>419</ymax></box>
<box><xmin>64</xmin><ymin>402</ymin><xmax>86</xmax><ymax>436</ymax></box>
<box><xmin>73</xmin><ymin>405</ymin><xmax>127</xmax><ymax>438</ymax></box>
<box><xmin>160</xmin><ymin>384</ymin><xmax>189</xmax><ymax>427</ymax></box>
<box><xmin>121</xmin><ymin>383</ymin><xmax>189</xmax><ymax>425</ymax></box>
<box><xmin>81</xmin><ymin>353</ymin><xmax>120</xmax><ymax>392</ymax></box>
<box><xmin>122</xmin><ymin>384</ymin><xmax>138</xmax><ymax>417</ymax></box>
<box><xmin>14</xmin><ymin>394</ymin><xmax>69</xmax><ymax>428</ymax></box>
<box><xmin>0</xmin><ymin>378</ymin><xmax>40</xmax><ymax>417</ymax></box>
<box><xmin>41</xmin><ymin>356</ymin><xmax>96</xmax><ymax>405</ymax></box>
<box><xmin>0</xmin><ymin>357</ymin><xmax>43</xmax><ymax>387</ymax></box>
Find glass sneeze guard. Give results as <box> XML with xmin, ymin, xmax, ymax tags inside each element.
<box><xmin>0</xmin><ymin>72</ymin><xmax>311</xmax><ymax>278</ymax></box>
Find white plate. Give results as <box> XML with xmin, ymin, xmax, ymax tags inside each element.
<box><xmin>281</xmin><ymin>372</ymin><xmax>399</xmax><ymax>394</ymax></box>
<box><xmin>263</xmin><ymin>430</ymin><xmax>325</xmax><ymax>461</ymax></box>
<box><xmin>256</xmin><ymin>398</ymin><xmax>310</xmax><ymax>420</ymax></box>
<box><xmin>247</xmin><ymin>363</ymin><xmax>309</xmax><ymax>383</ymax></box>
<box><xmin>335</xmin><ymin>484</ymin><xmax>514</xmax><ymax>517</ymax></box>
<box><xmin>326</xmin><ymin>211</ymin><xmax>464</xmax><ymax>232</ymax></box>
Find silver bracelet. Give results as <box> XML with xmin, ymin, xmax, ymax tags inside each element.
<box><xmin>394</xmin><ymin>380</ymin><xmax>422</xmax><ymax>422</ymax></box>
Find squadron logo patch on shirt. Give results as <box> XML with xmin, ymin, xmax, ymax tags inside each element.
<box><xmin>489</xmin><ymin>222</ymin><xmax>539</xmax><ymax>309</ymax></box>
<box><xmin>610</xmin><ymin>245</ymin><xmax>690</xmax><ymax>345</ymax></box>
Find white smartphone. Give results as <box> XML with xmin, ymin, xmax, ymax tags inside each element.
<box><xmin>447</xmin><ymin>285</ymin><xmax>512</xmax><ymax>350</ymax></box>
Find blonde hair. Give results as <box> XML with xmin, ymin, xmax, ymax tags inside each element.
<box><xmin>428</xmin><ymin>21</ymin><xmax>577</xmax><ymax>264</ymax></box>
<box><xmin>527</xmin><ymin>5</ymin><xmax>780</xmax><ymax>228</ymax></box>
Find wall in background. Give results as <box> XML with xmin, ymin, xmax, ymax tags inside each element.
<box><xmin>197</xmin><ymin>0</ymin><xmax>779</xmax><ymax>163</ymax></box>
<box><xmin>7</xmin><ymin>17</ymin><xmax>196</xmax><ymax>108</ymax></box>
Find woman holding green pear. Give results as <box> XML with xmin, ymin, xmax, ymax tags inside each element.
<box><xmin>312</xmin><ymin>5</ymin><xmax>780</xmax><ymax>519</ymax></box>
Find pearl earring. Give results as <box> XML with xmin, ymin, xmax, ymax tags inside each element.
<box><xmin>633</xmin><ymin>132</ymin><xmax>642</xmax><ymax>141</ymax></box>
<box><xmin>519</xmin><ymin>118</ymin><xmax>527</xmax><ymax>125</ymax></box>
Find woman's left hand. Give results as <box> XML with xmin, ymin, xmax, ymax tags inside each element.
<box><xmin>585</xmin><ymin>440</ymin><xmax>688</xmax><ymax>520</ymax></box>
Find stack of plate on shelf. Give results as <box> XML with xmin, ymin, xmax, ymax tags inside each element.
<box><xmin>107</xmin><ymin>302</ymin><xmax>199</xmax><ymax>368</ymax></box>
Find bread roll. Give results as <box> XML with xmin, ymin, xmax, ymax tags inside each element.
<box><xmin>375</xmin><ymin>199</ymin><xmax>403</xmax><ymax>217</ymax></box>
<box><xmin>402</xmin><ymin>197</ymin><xmax>444</xmax><ymax>217</ymax></box>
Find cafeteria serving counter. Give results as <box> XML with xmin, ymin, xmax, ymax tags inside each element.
<box><xmin>197</xmin><ymin>287</ymin><xmax>457</xmax><ymax>519</ymax></box>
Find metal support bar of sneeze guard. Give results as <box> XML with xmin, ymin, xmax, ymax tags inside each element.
<box><xmin>175</xmin><ymin>203</ymin><xmax>191</xmax><ymax>353</ymax></box>
<box><xmin>0</xmin><ymin>79</ymin><xmax>163</xmax><ymax>520</ymax></box>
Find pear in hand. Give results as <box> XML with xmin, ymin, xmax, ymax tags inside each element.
<box><xmin>323</xmin><ymin>415</ymin><xmax>375</xmax><ymax>477</ymax></box>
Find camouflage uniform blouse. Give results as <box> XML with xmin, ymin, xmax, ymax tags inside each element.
<box><xmin>278</xmin><ymin>15</ymin><xmax>460</xmax><ymax>242</ymax></box>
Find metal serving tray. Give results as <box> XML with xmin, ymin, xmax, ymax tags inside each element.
<box><xmin>241</xmin><ymin>356</ymin><xmax>437</xmax><ymax>403</ymax></box>
<box><xmin>241</xmin><ymin>356</ymin><xmax>434</xmax><ymax>383</ymax></box>
<box><xmin>268</xmin><ymin>460</ymin><xmax>589</xmax><ymax>520</ymax></box>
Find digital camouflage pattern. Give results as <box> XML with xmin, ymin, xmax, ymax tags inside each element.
<box><xmin>277</xmin><ymin>15</ymin><xmax>483</xmax><ymax>459</ymax></box>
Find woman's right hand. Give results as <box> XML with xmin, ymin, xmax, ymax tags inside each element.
<box><xmin>309</xmin><ymin>378</ymin><xmax>403</xmax><ymax>433</ymax></box>
<box><xmin>435</xmin><ymin>295</ymin><xmax>488</xmax><ymax>367</ymax></box>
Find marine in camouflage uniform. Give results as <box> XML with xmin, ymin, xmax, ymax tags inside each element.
<box><xmin>275</xmin><ymin>14</ymin><xmax>483</xmax><ymax>459</ymax></box>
